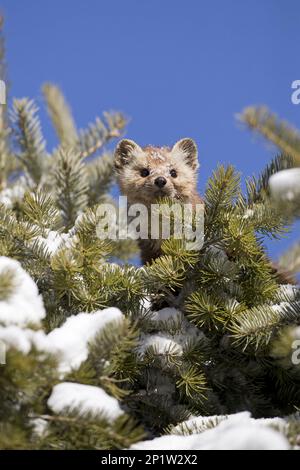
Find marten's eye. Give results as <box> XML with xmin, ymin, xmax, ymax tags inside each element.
<box><xmin>170</xmin><ymin>169</ymin><xmax>177</xmax><ymax>178</ymax></box>
<box><xmin>140</xmin><ymin>168</ymin><xmax>150</xmax><ymax>177</ymax></box>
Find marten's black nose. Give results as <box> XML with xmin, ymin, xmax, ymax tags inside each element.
<box><xmin>154</xmin><ymin>177</ymin><xmax>167</xmax><ymax>188</ymax></box>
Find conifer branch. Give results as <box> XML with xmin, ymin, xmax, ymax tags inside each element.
<box><xmin>22</xmin><ymin>190</ymin><xmax>62</xmax><ymax>231</ymax></box>
<box><xmin>0</xmin><ymin>17</ymin><xmax>14</xmax><ymax>190</ymax></box>
<box><xmin>238</xmin><ymin>106</ymin><xmax>300</xmax><ymax>164</ymax></box>
<box><xmin>10</xmin><ymin>98</ymin><xmax>46</xmax><ymax>185</ymax></box>
<box><xmin>244</xmin><ymin>154</ymin><xmax>294</xmax><ymax>205</ymax></box>
<box><xmin>53</xmin><ymin>147</ymin><xmax>89</xmax><ymax>230</ymax></box>
<box><xmin>86</xmin><ymin>152</ymin><xmax>115</xmax><ymax>205</ymax></box>
<box><xmin>42</xmin><ymin>83</ymin><xmax>78</xmax><ymax>146</ymax></box>
<box><xmin>78</xmin><ymin>112</ymin><xmax>127</xmax><ymax>159</ymax></box>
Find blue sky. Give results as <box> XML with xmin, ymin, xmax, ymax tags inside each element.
<box><xmin>2</xmin><ymin>0</ymin><xmax>300</xmax><ymax>260</ymax></box>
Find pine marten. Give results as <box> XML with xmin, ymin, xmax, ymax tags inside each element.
<box><xmin>114</xmin><ymin>139</ymin><xmax>297</xmax><ymax>284</ymax></box>
<box><xmin>114</xmin><ymin>138</ymin><xmax>203</xmax><ymax>264</ymax></box>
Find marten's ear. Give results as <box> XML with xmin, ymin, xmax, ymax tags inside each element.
<box><xmin>114</xmin><ymin>139</ymin><xmax>143</xmax><ymax>168</ymax></box>
<box><xmin>172</xmin><ymin>138</ymin><xmax>199</xmax><ymax>171</ymax></box>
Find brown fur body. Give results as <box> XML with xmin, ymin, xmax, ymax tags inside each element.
<box><xmin>114</xmin><ymin>138</ymin><xmax>203</xmax><ymax>264</ymax></box>
<box><xmin>114</xmin><ymin>139</ymin><xmax>298</xmax><ymax>285</ymax></box>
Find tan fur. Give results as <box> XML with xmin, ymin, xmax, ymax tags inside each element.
<box><xmin>114</xmin><ymin>138</ymin><xmax>203</xmax><ymax>264</ymax></box>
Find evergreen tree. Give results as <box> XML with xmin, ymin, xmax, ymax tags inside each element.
<box><xmin>240</xmin><ymin>106</ymin><xmax>300</xmax><ymax>276</ymax></box>
<box><xmin>0</xmin><ymin>21</ymin><xmax>300</xmax><ymax>449</ymax></box>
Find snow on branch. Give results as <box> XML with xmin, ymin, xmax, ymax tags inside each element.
<box><xmin>47</xmin><ymin>382</ymin><xmax>124</xmax><ymax>422</ymax></box>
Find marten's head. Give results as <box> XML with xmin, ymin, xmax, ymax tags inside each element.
<box><xmin>114</xmin><ymin>138</ymin><xmax>199</xmax><ymax>205</ymax></box>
